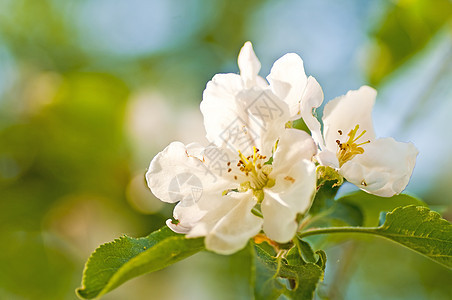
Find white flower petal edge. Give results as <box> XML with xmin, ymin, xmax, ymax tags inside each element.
<box><xmin>267</xmin><ymin>53</ymin><xmax>324</xmax><ymax>121</ymax></box>
<box><xmin>201</xmin><ymin>41</ymin><xmax>322</xmax><ymax>156</ymax></box>
<box><xmin>204</xmin><ymin>191</ymin><xmax>263</xmax><ymax>255</ymax></box>
<box><xmin>146</xmin><ymin>141</ymin><xmax>231</xmax><ymax>204</ymax></box>
<box><xmin>238</xmin><ymin>41</ymin><xmax>261</xmax><ymax>89</ymax></box>
<box><xmin>261</xmin><ymin>129</ymin><xmax>317</xmax><ymax>242</ymax></box>
<box><xmin>166</xmin><ymin>203</ymin><xmax>203</xmax><ymax>234</ymax></box>
<box><xmin>262</xmin><ymin>160</ymin><xmax>316</xmax><ymax>242</ymax></box>
<box><xmin>272</xmin><ymin>128</ymin><xmax>316</xmax><ymax>172</ymax></box>
<box><xmin>323</xmin><ymin>86</ymin><xmax>376</xmax><ymax>152</ymax></box>
<box><xmin>200</xmin><ymin>73</ymin><xmax>245</xmax><ymax>150</ymax></box>
<box><xmin>300</xmin><ymin>76</ymin><xmax>325</xmax><ymax>148</ymax></box>
<box><xmin>267</xmin><ymin>53</ymin><xmax>307</xmax><ymax>118</ymax></box>
<box><xmin>309</xmin><ymin>85</ymin><xmax>419</xmax><ymax>197</ymax></box>
<box><xmin>340</xmin><ymin>137</ymin><xmax>418</xmax><ymax>197</ymax></box>
<box><xmin>200</xmin><ymin>43</ymin><xmax>289</xmax><ymax>156</ymax></box>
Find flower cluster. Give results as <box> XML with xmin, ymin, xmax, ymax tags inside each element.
<box><xmin>146</xmin><ymin>42</ymin><xmax>418</xmax><ymax>254</ymax></box>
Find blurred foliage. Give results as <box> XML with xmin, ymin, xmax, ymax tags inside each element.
<box><xmin>368</xmin><ymin>0</ymin><xmax>452</xmax><ymax>85</ymax></box>
<box><xmin>0</xmin><ymin>0</ymin><xmax>451</xmax><ymax>299</ymax></box>
<box><xmin>0</xmin><ymin>0</ymin><xmax>265</xmax><ymax>299</ymax></box>
<box><xmin>0</xmin><ymin>0</ymin><xmax>87</xmax><ymax>71</ymax></box>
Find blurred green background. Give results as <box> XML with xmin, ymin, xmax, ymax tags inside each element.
<box><xmin>0</xmin><ymin>0</ymin><xmax>451</xmax><ymax>299</ymax></box>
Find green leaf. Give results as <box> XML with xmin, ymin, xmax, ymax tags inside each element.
<box><xmin>254</xmin><ymin>249</ymin><xmax>285</xmax><ymax>300</ymax></box>
<box><xmin>299</xmin><ymin>205</ymin><xmax>452</xmax><ymax>269</ymax></box>
<box><xmin>291</xmin><ymin>117</ymin><xmax>311</xmax><ymax>134</ymax></box>
<box><xmin>309</xmin><ymin>171</ymin><xmax>341</xmax><ymax>215</ymax></box>
<box><xmin>294</xmin><ymin>239</ymin><xmax>316</xmax><ymax>263</ymax></box>
<box><xmin>314</xmin><ymin>249</ymin><xmax>327</xmax><ymax>269</ymax></box>
<box><xmin>284</xmin><ymin>263</ymin><xmax>324</xmax><ymax>300</ymax></box>
<box><xmin>76</xmin><ymin>226</ymin><xmax>204</xmax><ymax>299</ymax></box>
<box><xmin>304</xmin><ymin>192</ymin><xmax>424</xmax><ymax>238</ymax></box>
<box><xmin>372</xmin><ymin>205</ymin><xmax>452</xmax><ymax>269</ymax></box>
<box><xmin>253</xmin><ymin>241</ymin><xmax>325</xmax><ymax>300</ymax></box>
<box><xmin>337</xmin><ymin>191</ymin><xmax>426</xmax><ymax>227</ymax></box>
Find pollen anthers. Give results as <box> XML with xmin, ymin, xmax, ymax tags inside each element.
<box><xmin>336</xmin><ymin>124</ymin><xmax>370</xmax><ymax>167</ymax></box>
<box><xmin>227</xmin><ymin>146</ymin><xmax>275</xmax><ymax>202</ymax></box>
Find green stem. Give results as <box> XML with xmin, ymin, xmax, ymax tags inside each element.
<box><xmin>298</xmin><ymin>226</ymin><xmax>377</xmax><ymax>239</ymax></box>
<box><xmin>292</xmin><ymin>236</ymin><xmax>303</xmax><ymax>258</ymax></box>
<box><xmin>298</xmin><ymin>205</ymin><xmax>336</xmax><ymax>231</ymax></box>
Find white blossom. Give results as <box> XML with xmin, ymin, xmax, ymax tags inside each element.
<box><xmin>302</xmin><ymin>85</ymin><xmax>418</xmax><ymax>197</ymax></box>
<box><xmin>146</xmin><ymin>42</ymin><xmax>317</xmax><ymax>254</ymax></box>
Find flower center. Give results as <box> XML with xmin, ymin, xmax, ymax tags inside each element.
<box><xmin>336</xmin><ymin>124</ymin><xmax>370</xmax><ymax>167</ymax></box>
<box><xmin>227</xmin><ymin>146</ymin><xmax>275</xmax><ymax>202</ymax></box>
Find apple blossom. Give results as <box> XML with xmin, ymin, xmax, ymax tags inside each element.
<box><xmin>146</xmin><ymin>42</ymin><xmax>317</xmax><ymax>254</ymax></box>
<box><xmin>301</xmin><ymin>85</ymin><xmax>418</xmax><ymax>197</ymax></box>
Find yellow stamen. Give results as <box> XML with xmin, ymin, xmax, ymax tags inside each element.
<box><xmin>253</xmin><ymin>146</ymin><xmax>258</xmax><ymax>164</ymax></box>
<box><xmin>234</xmin><ymin>148</ymin><xmax>274</xmax><ymax>195</ymax></box>
<box><xmin>238</xmin><ymin>150</ymin><xmax>250</xmax><ymax>165</ymax></box>
<box><xmin>336</xmin><ymin>124</ymin><xmax>370</xmax><ymax>167</ymax></box>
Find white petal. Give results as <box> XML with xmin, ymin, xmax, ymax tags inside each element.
<box><xmin>261</xmin><ymin>192</ymin><xmax>296</xmax><ymax>243</ymax></box>
<box><xmin>272</xmin><ymin>128</ymin><xmax>317</xmax><ymax>173</ymax></box>
<box><xmin>237</xmin><ymin>88</ymin><xmax>290</xmax><ymax>156</ymax></box>
<box><xmin>316</xmin><ymin>149</ymin><xmax>340</xmax><ymax>169</ymax></box>
<box><xmin>262</xmin><ymin>160</ymin><xmax>316</xmax><ymax>242</ymax></box>
<box><xmin>256</xmin><ymin>75</ymin><xmax>270</xmax><ymax>89</ymax></box>
<box><xmin>300</xmin><ymin>76</ymin><xmax>325</xmax><ymax>148</ymax></box>
<box><xmin>200</xmin><ymin>73</ymin><xmax>244</xmax><ymax>146</ymax></box>
<box><xmin>166</xmin><ymin>203</ymin><xmax>205</xmax><ymax>234</ymax></box>
<box><xmin>238</xmin><ymin>41</ymin><xmax>261</xmax><ymax>89</ymax></box>
<box><xmin>340</xmin><ymin>137</ymin><xmax>418</xmax><ymax>197</ymax></box>
<box><xmin>167</xmin><ymin>176</ymin><xmax>246</xmax><ymax>237</ymax></box>
<box><xmin>181</xmin><ymin>190</ymin><xmax>241</xmax><ymax>238</ymax></box>
<box><xmin>202</xmin><ymin>75</ymin><xmax>289</xmax><ymax>156</ymax></box>
<box><xmin>166</xmin><ymin>219</ymin><xmax>191</xmax><ymax>234</ymax></box>
<box><xmin>323</xmin><ymin>86</ymin><xmax>377</xmax><ymax>152</ymax></box>
<box><xmin>204</xmin><ymin>191</ymin><xmax>263</xmax><ymax>254</ymax></box>
<box><xmin>146</xmin><ymin>142</ymin><xmax>231</xmax><ymax>204</ymax></box>
<box><xmin>267</xmin><ymin>53</ymin><xmax>308</xmax><ymax>118</ymax></box>
<box><xmin>201</xmin><ymin>143</ymin><xmax>243</xmax><ymax>181</ymax></box>
<box><xmin>270</xmin><ymin>160</ymin><xmax>317</xmax><ymax>213</ymax></box>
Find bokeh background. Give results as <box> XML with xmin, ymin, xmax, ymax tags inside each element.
<box><xmin>0</xmin><ymin>0</ymin><xmax>451</xmax><ymax>299</ymax></box>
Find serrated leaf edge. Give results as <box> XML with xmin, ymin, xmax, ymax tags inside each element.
<box><xmin>76</xmin><ymin>234</ymin><xmax>146</xmax><ymax>299</ymax></box>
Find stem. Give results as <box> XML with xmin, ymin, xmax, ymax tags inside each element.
<box><xmin>297</xmin><ymin>215</ymin><xmax>312</xmax><ymax>231</ymax></box>
<box><xmin>292</xmin><ymin>236</ymin><xmax>303</xmax><ymax>258</ymax></box>
<box><xmin>298</xmin><ymin>205</ymin><xmax>336</xmax><ymax>231</ymax></box>
<box><xmin>297</xmin><ymin>226</ymin><xmax>377</xmax><ymax>239</ymax></box>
